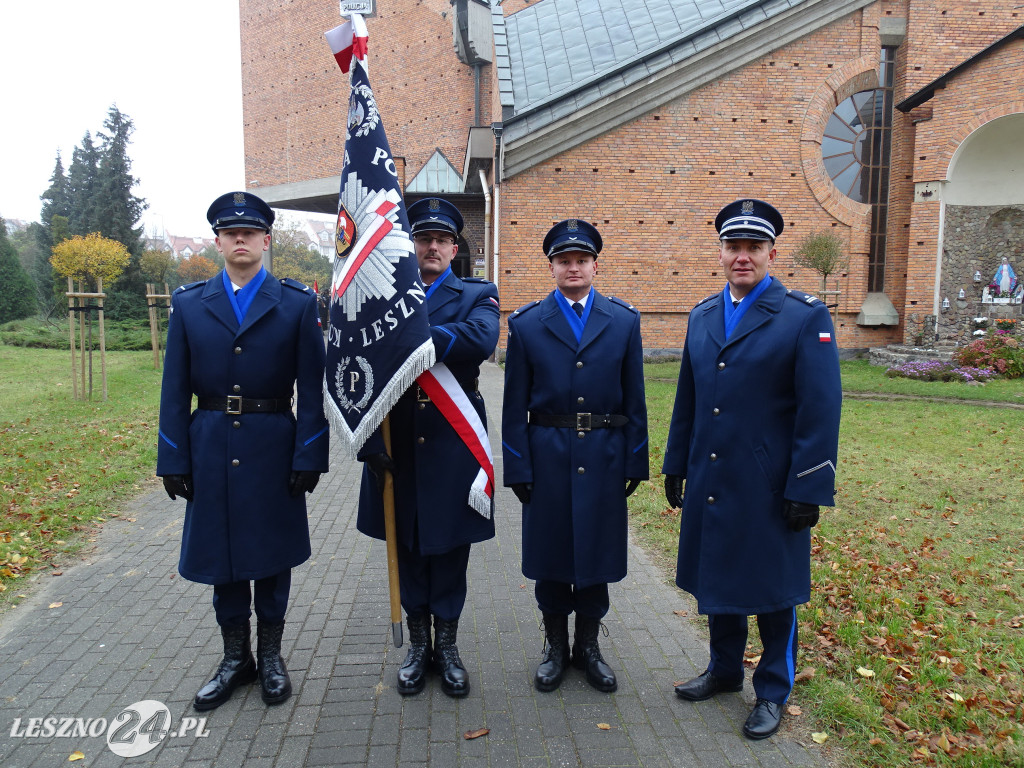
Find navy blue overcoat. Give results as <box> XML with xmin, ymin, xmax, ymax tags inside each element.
<box><xmin>502</xmin><ymin>290</ymin><xmax>649</xmax><ymax>589</ymax></box>
<box><xmin>356</xmin><ymin>271</ymin><xmax>499</xmax><ymax>554</ymax></box>
<box><xmin>157</xmin><ymin>271</ymin><xmax>329</xmax><ymax>585</ymax></box>
<box><xmin>661</xmin><ymin>278</ymin><xmax>841</xmax><ymax>615</ymax></box>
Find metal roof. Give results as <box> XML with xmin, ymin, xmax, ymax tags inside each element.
<box><xmin>502</xmin><ymin>0</ymin><xmax>795</xmax><ymax>137</ymax></box>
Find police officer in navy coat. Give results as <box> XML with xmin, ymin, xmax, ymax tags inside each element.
<box><xmin>158</xmin><ymin>192</ymin><xmax>329</xmax><ymax>711</ymax></box>
<box><xmin>357</xmin><ymin>197</ymin><xmax>499</xmax><ymax>697</ymax></box>
<box><xmin>662</xmin><ymin>199</ymin><xmax>841</xmax><ymax>739</ymax></box>
<box><xmin>502</xmin><ymin>219</ymin><xmax>649</xmax><ymax>693</ymax></box>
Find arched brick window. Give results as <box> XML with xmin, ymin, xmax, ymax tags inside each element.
<box><xmin>820</xmin><ymin>47</ymin><xmax>897</xmax><ymax>291</ymax></box>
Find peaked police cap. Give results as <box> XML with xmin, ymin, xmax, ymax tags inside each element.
<box><xmin>207</xmin><ymin>191</ymin><xmax>275</xmax><ymax>232</ymax></box>
<box><xmin>542</xmin><ymin>219</ymin><xmax>603</xmax><ymax>259</ymax></box>
<box><xmin>407</xmin><ymin>197</ymin><xmax>464</xmax><ymax>236</ymax></box>
<box><xmin>714</xmin><ymin>199</ymin><xmax>784</xmax><ymax>242</ymax></box>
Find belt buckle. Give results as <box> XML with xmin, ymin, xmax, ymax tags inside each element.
<box><xmin>416</xmin><ymin>386</ymin><xmax>430</xmax><ymax>404</ymax></box>
<box><xmin>576</xmin><ymin>412</ymin><xmax>592</xmax><ymax>431</ymax></box>
<box><xmin>226</xmin><ymin>395</ymin><xmax>243</xmax><ymax>415</ymax></box>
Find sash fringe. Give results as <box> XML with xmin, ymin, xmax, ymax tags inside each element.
<box><xmin>468</xmin><ymin>477</ymin><xmax>493</xmax><ymax>521</ymax></box>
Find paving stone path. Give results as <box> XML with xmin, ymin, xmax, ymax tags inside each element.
<box><xmin>0</xmin><ymin>361</ymin><xmax>827</xmax><ymax>767</ymax></box>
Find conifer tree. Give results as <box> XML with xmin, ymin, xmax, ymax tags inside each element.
<box><xmin>66</xmin><ymin>132</ymin><xmax>101</xmax><ymax>237</ymax></box>
<box><xmin>95</xmin><ymin>105</ymin><xmax>146</xmax><ymax>255</ymax></box>
<box><xmin>39</xmin><ymin>152</ymin><xmax>71</xmax><ymax>250</ymax></box>
<box><xmin>94</xmin><ymin>106</ymin><xmax>148</xmax><ymax>318</ymax></box>
<box><xmin>0</xmin><ymin>218</ymin><xmax>37</xmax><ymax>323</ymax></box>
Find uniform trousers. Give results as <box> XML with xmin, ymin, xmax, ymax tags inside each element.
<box><xmin>212</xmin><ymin>570</ymin><xmax>291</xmax><ymax>628</ymax></box>
<box><xmin>397</xmin><ymin>542</ymin><xmax>471</xmax><ymax>621</ymax></box>
<box><xmin>535</xmin><ymin>580</ymin><xmax>610</xmax><ymax>620</ymax></box>
<box><xmin>707</xmin><ymin>607</ymin><xmax>798</xmax><ymax>705</ymax></box>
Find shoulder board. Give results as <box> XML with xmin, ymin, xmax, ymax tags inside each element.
<box><xmin>174</xmin><ymin>280</ymin><xmax>205</xmax><ymax>294</ymax></box>
<box><xmin>607</xmin><ymin>296</ymin><xmax>638</xmax><ymax>313</ymax></box>
<box><xmin>695</xmin><ymin>293</ymin><xmax>717</xmax><ymax>307</ymax></box>
<box><xmin>281</xmin><ymin>277</ymin><xmax>314</xmax><ymax>294</ymax></box>
<box><xmin>461</xmin><ymin>276</ymin><xmax>490</xmax><ymax>284</ymax></box>
<box><xmin>785</xmin><ymin>288</ymin><xmax>822</xmax><ymax>305</ymax></box>
<box><xmin>510</xmin><ymin>300</ymin><xmax>541</xmax><ymax>318</ymax></box>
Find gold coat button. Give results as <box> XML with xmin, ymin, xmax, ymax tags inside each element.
<box><xmin>577</xmin><ymin>431</ymin><xmax>585</xmax><ymax>439</ymax></box>
<box><xmin>232</xmin><ymin>459</ymin><xmax>240</xmax><ymax>467</ymax></box>
<box><xmin>232</xmin><ymin>384</ymin><xmax>241</xmax><ymax>393</ymax></box>
<box><xmin>417</xmin><ymin>437</ymin><xmax>425</xmax><ymax>444</ymax></box>
<box><xmin>233</xmin><ymin>421</ymin><xmax>241</xmax><ymax>429</ymax></box>
<box><xmin>234</xmin><ymin>347</ymin><xmax>242</xmax><ymax>355</ymax></box>
<box><xmin>577</xmin><ymin>397</ymin><xmax>585</xmax><ymax>405</ymax></box>
<box><xmin>710</xmin><ymin>453</ymin><xmax>717</xmax><ymax>461</ymax></box>
<box><xmin>576</xmin><ymin>361</ymin><xmax>583</xmax><ymax>368</ymax></box>
<box><xmin>707</xmin><ymin>496</ymin><xmax>715</xmax><ymax>504</ymax></box>
<box><xmin>717</xmin><ymin>362</ymin><xmax>726</xmax><ymax>370</ymax></box>
<box><xmin>712</xmin><ymin>407</ymin><xmax>720</xmax><ymax>415</ymax></box>
<box><xmin>577</xmin><ymin>467</ymin><xmax>585</xmax><ymax>474</ymax></box>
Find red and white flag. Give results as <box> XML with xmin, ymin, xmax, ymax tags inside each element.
<box><xmin>324</xmin><ymin>14</ymin><xmax>368</xmax><ymax>74</ymax></box>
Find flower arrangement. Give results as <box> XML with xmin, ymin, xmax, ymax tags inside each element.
<box><xmin>885</xmin><ymin>360</ymin><xmax>997</xmax><ymax>383</ymax></box>
<box><xmin>952</xmin><ymin>328</ymin><xmax>1024</xmax><ymax>379</ymax></box>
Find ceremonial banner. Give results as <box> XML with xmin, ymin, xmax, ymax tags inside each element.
<box><xmin>323</xmin><ymin>15</ymin><xmax>434</xmax><ymax>456</ymax></box>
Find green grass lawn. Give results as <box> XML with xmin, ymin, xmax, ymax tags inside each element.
<box><xmin>0</xmin><ymin>347</ymin><xmax>162</xmax><ymax>607</ymax></box>
<box><xmin>2</xmin><ymin>347</ymin><xmax>1022</xmax><ymax>766</ymax></box>
<box><xmin>633</xmin><ymin>360</ymin><xmax>1024</xmax><ymax>767</ymax></box>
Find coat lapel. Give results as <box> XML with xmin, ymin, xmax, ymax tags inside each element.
<box><xmin>427</xmin><ymin>271</ymin><xmax>461</xmax><ymax>319</ymax></box>
<box><xmin>577</xmin><ymin>290</ymin><xmax>612</xmax><ymax>353</ymax></box>
<box><xmin>723</xmin><ymin>278</ymin><xmax>785</xmax><ymax>348</ymax></box>
<box><xmin>200</xmin><ymin>273</ymin><xmax>239</xmax><ymax>334</ymax></box>
<box><xmin>538</xmin><ymin>291</ymin><xmax>579</xmax><ymax>351</ymax></box>
<box><xmin>703</xmin><ymin>294</ymin><xmax>727</xmax><ymax>350</ymax></box>
<box><xmin>238</xmin><ymin>272</ymin><xmax>282</xmax><ymax>337</ymax></box>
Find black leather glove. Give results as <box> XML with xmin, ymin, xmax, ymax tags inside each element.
<box><xmin>289</xmin><ymin>470</ymin><xmax>322</xmax><ymax>497</ymax></box>
<box><xmin>363</xmin><ymin>452</ymin><xmax>396</xmax><ymax>494</ymax></box>
<box><xmin>782</xmin><ymin>499</ymin><xmax>820</xmax><ymax>532</ymax></box>
<box><xmin>625</xmin><ymin>478</ymin><xmax>642</xmax><ymax>498</ymax></box>
<box><xmin>510</xmin><ymin>482</ymin><xmax>533</xmax><ymax>504</ymax></box>
<box><xmin>664</xmin><ymin>474</ymin><xmax>684</xmax><ymax>510</ymax></box>
<box><xmin>162</xmin><ymin>474</ymin><xmax>194</xmax><ymax>502</ymax></box>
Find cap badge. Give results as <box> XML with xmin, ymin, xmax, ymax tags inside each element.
<box><xmin>741</xmin><ymin>200</ymin><xmax>754</xmax><ymax>214</ymax></box>
<box><xmin>233</xmin><ymin>192</ymin><xmax>247</xmax><ymax>206</ymax></box>
<box><xmin>429</xmin><ymin>199</ymin><xmax>441</xmax><ymax>211</ymax></box>
<box><xmin>566</xmin><ymin>219</ymin><xmax>579</xmax><ymax>231</ymax></box>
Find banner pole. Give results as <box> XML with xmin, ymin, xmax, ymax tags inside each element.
<box><xmin>381</xmin><ymin>415</ymin><xmax>404</xmax><ymax>648</ymax></box>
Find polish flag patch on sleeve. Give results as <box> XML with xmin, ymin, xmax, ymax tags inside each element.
<box><xmin>819</xmin><ymin>332</ymin><xmax>832</xmax><ymax>342</ymax></box>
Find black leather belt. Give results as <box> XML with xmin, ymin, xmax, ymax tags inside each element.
<box><xmin>414</xmin><ymin>378</ymin><xmax>479</xmax><ymax>403</ymax></box>
<box><xmin>528</xmin><ymin>412</ymin><xmax>628</xmax><ymax>431</ymax></box>
<box><xmin>197</xmin><ymin>396</ymin><xmax>293</xmax><ymax>415</ymax></box>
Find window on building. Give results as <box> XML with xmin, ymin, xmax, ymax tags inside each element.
<box><xmin>821</xmin><ymin>46</ymin><xmax>896</xmax><ymax>292</ymax></box>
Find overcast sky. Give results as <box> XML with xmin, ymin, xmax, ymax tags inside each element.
<box><xmin>1</xmin><ymin>2</ymin><xmax>250</xmax><ymax>238</ymax></box>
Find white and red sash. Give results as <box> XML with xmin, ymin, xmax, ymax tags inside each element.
<box><xmin>415</xmin><ymin>363</ymin><xmax>493</xmax><ymax>519</ymax></box>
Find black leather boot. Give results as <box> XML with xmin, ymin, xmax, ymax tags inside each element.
<box><xmin>535</xmin><ymin>612</ymin><xmax>571</xmax><ymax>692</ymax></box>
<box><xmin>432</xmin><ymin>616</ymin><xmax>469</xmax><ymax>697</ymax></box>
<box><xmin>572</xmin><ymin>616</ymin><xmax>617</xmax><ymax>692</ymax></box>
<box><xmin>397</xmin><ymin>614</ymin><xmax>432</xmax><ymax>695</ymax></box>
<box><xmin>193</xmin><ymin>623</ymin><xmax>257</xmax><ymax>711</ymax></box>
<box><xmin>256</xmin><ymin>621</ymin><xmax>292</xmax><ymax>705</ymax></box>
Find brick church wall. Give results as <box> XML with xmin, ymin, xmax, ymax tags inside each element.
<box><xmin>239</xmin><ymin>0</ymin><xmax>1023</xmax><ymax>352</ymax></box>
